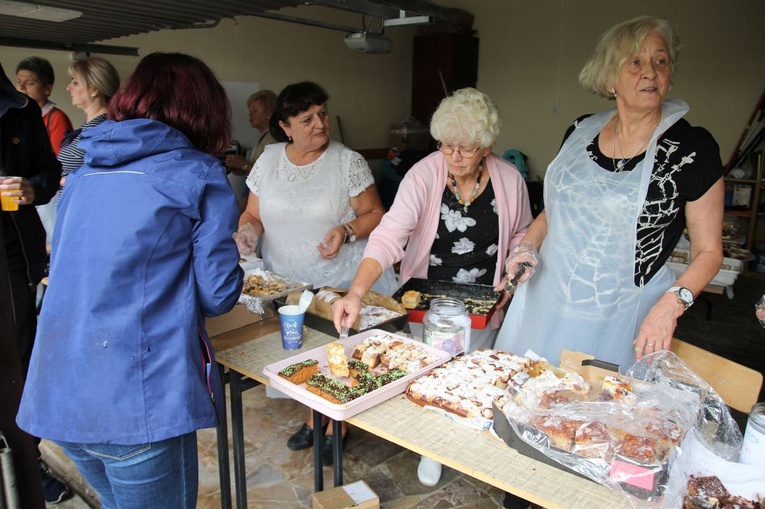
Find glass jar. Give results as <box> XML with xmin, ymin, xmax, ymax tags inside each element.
<box><xmin>422</xmin><ymin>298</ymin><xmax>471</xmax><ymax>356</ymax></box>
<box><xmin>740</xmin><ymin>402</ymin><xmax>765</xmax><ymax>466</ymax></box>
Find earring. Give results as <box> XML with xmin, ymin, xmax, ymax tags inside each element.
<box><xmin>668</xmin><ymin>85</ymin><xmax>673</xmax><ymax>92</ymax></box>
<box><xmin>288</xmin><ymin>136</ymin><xmax>293</xmax><ymax>143</ymax></box>
<box><xmin>91</xmin><ymin>93</ymin><xmax>96</xmax><ymax>97</ymax></box>
<box><xmin>611</xmin><ymin>89</ymin><xmax>617</xmax><ymax>97</ymax></box>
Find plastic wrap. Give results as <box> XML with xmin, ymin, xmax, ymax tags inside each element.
<box><xmin>498</xmin><ymin>350</ymin><xmax>744</xmax><ymax>508</ymax></box>
<box><xmin>237</xmin><ymin>268</ymin><xmax>311</xmax><ymax>315</ymax></box>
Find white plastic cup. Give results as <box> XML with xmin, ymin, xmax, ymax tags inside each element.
<box><xmin>278</xmin><ymin>305</ymin><xmax>305</xmax><ymax>350</ymax></box>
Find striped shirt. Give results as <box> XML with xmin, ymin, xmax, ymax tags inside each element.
<box><xmin>58</xmin><ymin>113</ymin><xmax>107</xmax><ymax>177</ymax></box>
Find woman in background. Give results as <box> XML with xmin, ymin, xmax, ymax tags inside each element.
<box><xmin>226</xmin><ymin>89</ymin><xmax>278</xmax><ymax>176</ymax></box>
<box><xmin>226</xmin><ymin>89</ymin><xmax>278</xmax><ymax>212</ymax></box>
<box><xmin>17</xmin><ymin>52</ymin><xmax>243</xmax><ymax>508</ymax></box>
<box><xmin>58</xmin><ymin>56</ymin><xmax>119</xmax><ymax>188</ymax></box>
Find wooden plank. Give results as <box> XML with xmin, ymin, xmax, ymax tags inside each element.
<box><xmin>347</xmin><ymin>396</ymin><xmax>631</xmax><ymax>509</ymax></box>
<box><xmin>671</xmin><ymin>338</ymin><xmax>763</xmax><ymax>413</ymax></box>
<box><xmin>214</xmin><ymin>321</ymin><xmax>630</xmax><ymax>508</ymax></box>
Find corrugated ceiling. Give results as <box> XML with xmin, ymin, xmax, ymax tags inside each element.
<box><xmin>0</xmin><ymin>0</ymin><xmax>451</xmax><ymax>54</ymax></box>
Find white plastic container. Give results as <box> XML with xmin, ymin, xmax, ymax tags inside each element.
<box><xmin>666</xmin><ymin>249</ymin><xmax>743</xmax><ymax>287</ymax></box>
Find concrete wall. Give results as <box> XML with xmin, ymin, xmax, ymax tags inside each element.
<box><xmin>441</xmin><ymin>0</ymin><xmax>765</xmax><ymax>178</ymax></box>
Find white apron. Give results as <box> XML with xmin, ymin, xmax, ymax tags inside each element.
<box><xmin>496</xmin><ymin>100</ymin><xmax>688</xmax><ymax>371</ymax></box>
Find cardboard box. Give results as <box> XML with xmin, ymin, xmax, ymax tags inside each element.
<box><xmin>205</xmin><ymin>304</ymin><xmax>269</xmax><ymax>337</ymax></box>
<box><xmin>312</xmin><ymin>480</ymin><xmax>379</xmax><ymax>509</ymax></box>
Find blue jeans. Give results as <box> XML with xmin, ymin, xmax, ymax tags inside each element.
<box><xmin>55</xmin><ymin>432</ymin><xmax>198</xmax><ymax>509</ymax></box>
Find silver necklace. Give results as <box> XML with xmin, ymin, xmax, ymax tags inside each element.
<box><xmin>611</xmin><ymin>116</ymin><xmax>661</xmax><ymax>172</ymax></box>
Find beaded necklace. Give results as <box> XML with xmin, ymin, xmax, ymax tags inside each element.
<box><xmin>449</xmin><ymin>162</ymin><xmax>483</xmax><ymax>213</ymax></box>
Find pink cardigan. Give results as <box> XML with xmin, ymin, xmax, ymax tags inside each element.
<box><xmin>364</xmin><ymin>151</ymin><xmax>533</xmax><ymax>286</ymax></box>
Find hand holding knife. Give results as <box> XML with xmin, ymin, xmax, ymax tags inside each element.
<box><xmin>504</xmin><ymin>261</ymin><xmax>533</xmax><ymax>294</ymax></box>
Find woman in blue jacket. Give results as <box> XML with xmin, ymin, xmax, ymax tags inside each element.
<box><xmin>17</xmin><ymin>53</ymin><xmax>244</xmax><ymax>508</ymax></box>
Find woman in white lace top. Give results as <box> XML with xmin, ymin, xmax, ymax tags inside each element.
<box><xmin>235</xmin><ymin>81</ymin><xmax>396</xmax><ymax>462</ymax></box>
<box><xmin>236</xmin><ymin>81</ymin><xmax>396</xmax><ymax>294</ymax></box>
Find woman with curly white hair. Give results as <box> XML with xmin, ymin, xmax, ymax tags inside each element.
<box><xmin>331</xmin><ymin>87</ymin><xmax>534</xmax><ymax>486</ymax></box>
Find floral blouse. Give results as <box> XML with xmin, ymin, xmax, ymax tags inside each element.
<box><xmin>428</xmin><ymin>183</ymin><xmax>499</xmax><ymax>285</ymax></box>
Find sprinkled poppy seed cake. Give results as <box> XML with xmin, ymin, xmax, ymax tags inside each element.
<box><xmin>278</xmin><ymin>359</ymin><xmax>319</xmax><ymax>384</ymax></box>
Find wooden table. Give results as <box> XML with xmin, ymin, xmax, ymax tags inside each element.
<box><xmin>212</xmin><ymin>318</ymin><xmax>631</xmax><ymax>509</ymax></box>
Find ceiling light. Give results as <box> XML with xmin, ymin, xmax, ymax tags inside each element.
<box><xmin>0</xmin><ymin>1</ymin><xmax>82</xmax><ymax>22</ymax></box>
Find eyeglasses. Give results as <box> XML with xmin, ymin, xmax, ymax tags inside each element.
<box><xmin>437</xmin><ymin>142</ymin><xmax>480</xmax><ymax>159</ymax></box>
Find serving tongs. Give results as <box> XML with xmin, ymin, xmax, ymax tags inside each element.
<box><xmin>504</xmin><ymin>261</ymin><xmax>533</xmax><ymax>295</ymax></box>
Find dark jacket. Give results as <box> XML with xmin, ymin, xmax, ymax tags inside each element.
<box><xmin>18</xmin><ymin>118</ymin><xmax>243</xmax><ymax>444</ymax></box>
<box><xmin>1</xmin><ymin>66</ymin><xmax>61</xmax><ymax>284</ymax></box>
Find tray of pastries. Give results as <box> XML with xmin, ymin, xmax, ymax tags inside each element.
<box><xmin>240</xmin><ymin>268</ymin><xmax>312</xmax><ymax>300</ymax></box>
<box><xmin>263</xmin><ymin>330</ymin><xmax>450</xmax><ymax>421</ymax></box>
<box><xmin>391</xmin><ymin>278</ymin><xmax>502</xmax><ymax>329</ymax></box>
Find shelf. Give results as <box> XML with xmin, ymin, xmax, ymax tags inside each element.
<box><xmin>725</xmin><ymin>178</ymin><xmax>759</xmax><ymax>184</ymax></box>
<box><xmin>725</xmin><ymin>209</ymin><xmax>754</xmax><ymax>217</ymax></box>
<box><xmin>725</xmin><ymin>88</ymin><xmax>764</xmax><ymax>253</ymax></box>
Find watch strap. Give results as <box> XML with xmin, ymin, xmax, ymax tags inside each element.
<box><xmin>342</xmin><ymin>223</ymin><xmax>356</xmax><ymax>244</ymax></box>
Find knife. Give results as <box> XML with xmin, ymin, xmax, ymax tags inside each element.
<box><xmin>504</xmin><ymin>261</ymin><xmax>532</xmax><ymax>294</ymax></box>
<box><xmin>339</xmin><ymin>325</ymin><xmax>349</xmax><ymax>342</ymax></box>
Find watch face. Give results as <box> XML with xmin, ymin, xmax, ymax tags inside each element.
<box><xmin>678</xmin><ymin>287</ymin><xmax>693</xmax><ymax>304</ymax></box>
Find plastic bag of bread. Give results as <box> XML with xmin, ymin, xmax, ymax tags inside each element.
<box><xmin>497</xmin><ymin>350</ymin><xmax>744</xmax><ymax>508</ymax></box>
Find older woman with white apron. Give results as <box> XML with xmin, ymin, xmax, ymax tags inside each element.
<box><xmin>496</xmin><ymin>16</ymin><xmax>724</xmax><ymax>378</ymax></box>
<box><xmin>498</xmin><ymin>100</ymin><xmax>691</xmax><ymax>369</ymax></box>
<box><xmin>495</xmin><ymin>18</ymin><xmax>724</xmax><ymax>509</ymax></box>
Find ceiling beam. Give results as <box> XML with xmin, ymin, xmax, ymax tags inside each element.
<box><xmin>0</xmin><ymin>37</ymin><xmax>139</xmax><ymax>56</ymax></box>
<box><xmin>305</xmin><ymin>0</ymin><xmax>399</xmax><ymax>19</ymax></box>
<box><xmin>374</xmin><ymin>0</ymin><xmax>448</xmax><ymax>19</ymax></box>
<box><xmin>248</xmin><ymin>11</ymin><xmax>357</xmax><ymax>33</ymax></box>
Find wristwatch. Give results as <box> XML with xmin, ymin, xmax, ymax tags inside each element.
<box><xmin>342</xmin><ymin>223</ymin><xmax>357</xmax><ymax>244</ymax></box>
<box><xmin>667</xmin><ymin>286</ymin><xmax>694</xmax><ymax>309</ymax></box>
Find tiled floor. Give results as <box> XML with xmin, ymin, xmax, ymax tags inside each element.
<box><xmin>43</xmin><ymin>387</ymin><xmax>505</xmax><ymax>509</ymax></box>
<box><xmin>45</xmin><ymin>274</ymin><xmax>765</xmax><ymax>509</ymax></box>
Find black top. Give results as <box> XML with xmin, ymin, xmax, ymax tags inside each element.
<box><xmin>1</xmin><ymin>87</ymin><xmax>61</xmax><ymax>280</ymax></box>
<box><xmin>563</xmin><ymin>115</ymin><xmax>723</xmax><ymax>286</ymax></box>
<box><xmin>428</xmin><ymin>181</ymin><xmax>498</xmax><ymax>285</ymax></box>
